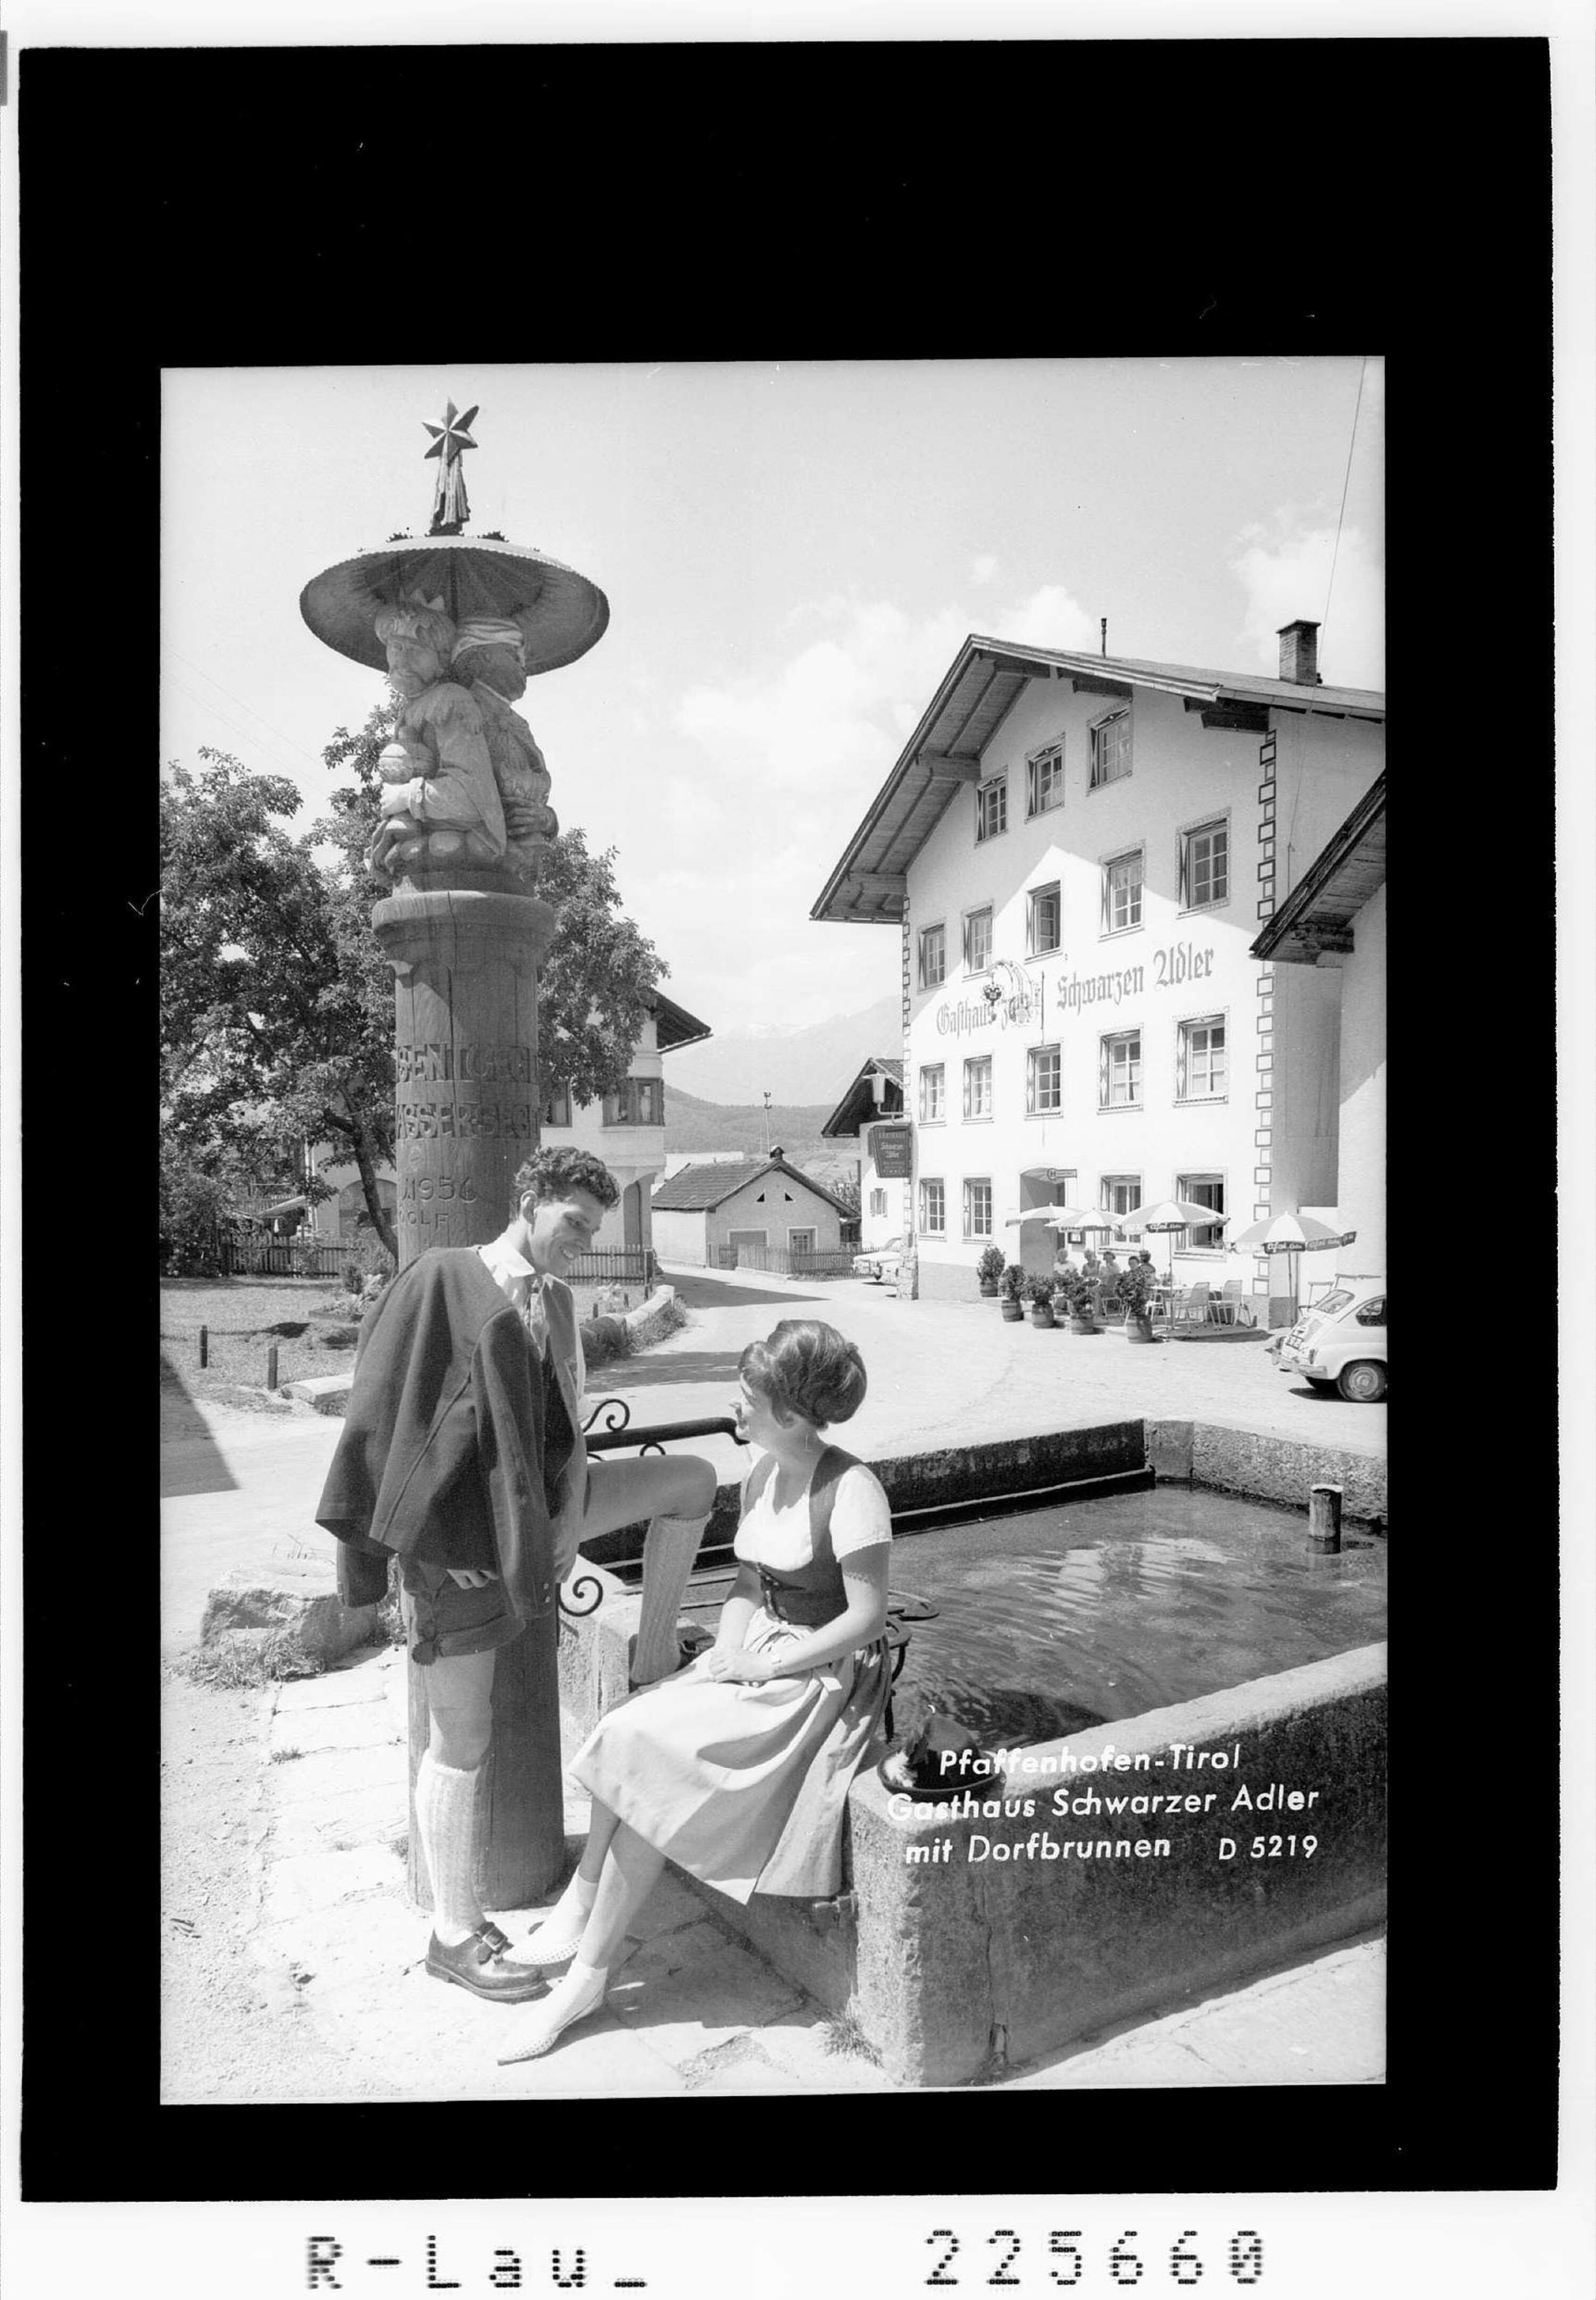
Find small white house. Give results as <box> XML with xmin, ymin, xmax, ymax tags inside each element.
<box><xmin>651</xmin><ymin>1147</ymin><xmax>854</xmax><ymax>1271</ymax></box>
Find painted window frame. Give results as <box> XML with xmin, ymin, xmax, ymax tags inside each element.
<box><xmin>919</xmin><ymin>1063</ymin><xmax>946</xmax><ymax>1124</ymax></box>
<box><xmin>962</xmin><ymin>1054</ymin><xmax>993</xmax><ymax>1121</ymax></box>
<box><xmin>918</xmin><ymin>921</ymin><xmax>946</xmax><ymax>989</ymax></box>
<box><xmin>1101</xmin><ymin>846</ymin><xmax>1144</xmax><ymax>935</ymax></box>
<box><xmin>1179</xmin><ymin>815</ymin><xmax>1231</xmax><ymax>911</ymax></box>
<box><xmin>1099</xmin><ymin>1028</ymin><xmax>1143</xmax><ymax>1110</ymax></box>
<box><xmin>1026</xmin><ymin>879</ymin><xmax>1062</xmax><ymax>958</ymax></box>
<box><xmin>1027</xmin><ymin>1042</ymin><xmax>1062</xmax><ymax>1115</ymax></box>
<box><xmin>975</xmin><ymin>773</ymin><xmax>1009</xmax><ymax>843</ymax></box>
<box><xmin>1089</xmin><ymin>707</ymin><xmax>1133</xmax><ymax>788</ymax></box>
<box><xmin>962</xmin><ymin>905</ymin><xmax>994</xmax><ymax>975</ymax></box>
<box><xmin>918</xmin><ymin>1177</ymin><xmax>946</xmax><ymax>1235</ymax></box>
<box><xmin>602</xmin><ymin>1075</ymin><xmax>662</xmax><ymax>1126</ymax></box>
<box><xmin>1101</xmin><ymin>1173</ymin><xmax>1143</xmax><ymax>1218</ymax></box>
<box><xmin>962</xmin><ymin>1176</ymin><xmax>994</xmax><ymax>1239</ymax></box>
<box><xmin>1026</xmin><ymin>741</ymin><xmax>1065</xmax><ymax>817</ymax></box>
<box><xmin>1174</xmin><ymin>1171</ymin><xmax>1227</xmax><ymax>1250</ymax></box>
<box><xmin>539</xmin><ymin>1086</ymin><xmax>573</xmax><ymax>1128</ymax></box>
<box><xmin>1176</xmin><ymin>1011</ymin><xmax>1229</xmax><ymax>1102</ymax></box>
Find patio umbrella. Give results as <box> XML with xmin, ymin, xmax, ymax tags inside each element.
<box><xmin>1227</xmin><ymin>1211</ymin><xmax>1357</xmax><ymax>1318</ymax></box>
<box><xmin>1119</xmin><ymin>1198</ymin><xmax>1231</xmax><ymax>1279</ymax></box>
<box><xmin>1003</xmin><ymin>1203</ymin><xmax>1124</xmax><ymax>1232</ymax></box>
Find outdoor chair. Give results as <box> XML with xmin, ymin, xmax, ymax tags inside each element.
<box><xmin>1219</xmin><ymin>1278</ymin><xmax>1257</xmax><ymax>1327</ymax></box>
<box><xmin>1180</xmin><ymin>1281</ymin><xmax>1211</xmax><ymax>1324</ymax></box>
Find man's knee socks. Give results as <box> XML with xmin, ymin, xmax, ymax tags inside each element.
<box><xmin>414</xmin><ymin>1748</ymin><xmax>486</xmax><ymax>1945</ymax></box>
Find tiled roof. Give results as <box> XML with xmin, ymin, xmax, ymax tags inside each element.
<box><xmin>651</xmin><ymin>1154</ymin><xmax>854</xmax><ymax>1217</ymax></box>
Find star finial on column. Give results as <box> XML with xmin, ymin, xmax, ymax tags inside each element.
<box><xmin>422</xmin><ymin>401</ymin><xmax>479</xmax><ymax>534</ymax></box>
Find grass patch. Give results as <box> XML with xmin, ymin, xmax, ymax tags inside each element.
<box><xmin>820</xmin><ymin>2009</ymin><xmax>882</xmax><ymax>2064</ymax></box>
<box><xmin>269</xmin><ymin>1746</ymin><xmax>305</xmax><ymax>1764</ymax></box>
<box><xmin>162</xmin><ymin>1278</ymin><xmax>368</xmax><ymax>1406</ymax></box>
<box><xmin>181</xmin><ymin>1629</ymin><xmax>326</xmax><ymax>1689</ymax></box>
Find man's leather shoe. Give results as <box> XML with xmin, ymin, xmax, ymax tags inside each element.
<box><xmin>426</xmin><ymin>1921</ymin><xmax>548</xmax><ymax>2004</ymax></box>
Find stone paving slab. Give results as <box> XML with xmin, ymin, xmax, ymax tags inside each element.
<box><xmin>266</xmin><ymin>1782</ymin><xmax>406</xmax><ymax>1859</ymax></box>
<box><xmin>263</xmin><ymin>1741</ymin><xmax>403</xmax><ymax>1805</ymax></box>
<box><xmin>269</xmin><ymin>1698</ymin><xmax>403</xmax><ymax>1756</ymax></box>
<box><xmin>605</xmin><ymin>1928</ymin><xmax>810</xmax><ymax>2073</ymax></box>
<box><xmin>275</xmin><ymin>1663</ymin><xmax>395</xmax><ymax>1712</ymax></box>
<box><xmin>262</xmin><ymin>1841</ymin><xmax>406</xmax><ymax>1924</ymax></box>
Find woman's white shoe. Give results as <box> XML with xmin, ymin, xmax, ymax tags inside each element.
<box><xmin>497</xmin><ymin>1961</ymin><xmax>610</xmax><ymax>2063</ymax></box>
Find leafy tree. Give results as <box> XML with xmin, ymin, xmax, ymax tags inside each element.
<box><xmin>162</xmin><ymin>713</ymin><xmax>668</xmax><ymax>1259</ymax></box>
<box><xmin>161</xmin><ymin>748</ymin><xmax>400</xmax><ymax>1256</ymax></box>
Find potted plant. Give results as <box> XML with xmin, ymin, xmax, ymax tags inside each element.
<box><xmin>999</xmin><ymin>1264</ymin><xmax>1026</xmax><ymax>1322</ymax></box>
<box><xmin>1024</xmin><ymin>1273</ymin><xmax>1056</xmax><ymax>1327</ymax></box>
<box><xmin>976</xmin><ymin>1243</ymin><xmax>1007</xmax><ymax>1299</ymax></box>
<box><xmin>1058</xmin><ymin>1267</ymin><xmax>1102</xmax><ymax>1333</ymax></box>
<box><xmin>1117</xmin><ymin>1259</ymin><xmax>1159</xmax><ymax>1342</ymax></box>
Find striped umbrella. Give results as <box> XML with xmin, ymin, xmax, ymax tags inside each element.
<box><xmin>1227</xmin><ymin>1211</ymin><xmax>1358</xmax><ymax>1317</ymax></box>
<box><xmin>1119</xmin><ymin>1197</ymin><xmax>1231</xmax><ymax>1279</ymax></box>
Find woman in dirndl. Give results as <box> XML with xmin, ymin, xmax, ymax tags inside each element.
<box><xmin>501</xmin><ymin>1318</ymin><xmax>893</xmax><ymax>2063</ymax></box>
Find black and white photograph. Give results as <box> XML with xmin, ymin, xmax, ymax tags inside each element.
<box><xmin>153</xmin><ymin>354</ymin><xmax>1392</xmax><ymax>2105</ymax></box>
<box><xmin>2</xmin><ymin>9</ymin><xmax>1583</xmax><ymax>2299</ymax></box>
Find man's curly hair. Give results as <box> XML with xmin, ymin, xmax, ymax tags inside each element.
<box><xmin>513</xmin><ymin>1146</ymin><xmax>620</xmax><ymax>1210</ymax></box>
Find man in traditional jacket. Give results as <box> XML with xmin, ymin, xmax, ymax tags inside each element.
<box><xmin>317</xmin><ymin>1147</ymin><xmax>716</xmax><ymax>2002</ymax></box>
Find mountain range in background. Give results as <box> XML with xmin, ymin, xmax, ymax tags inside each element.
<box><xmin>660</xmin><ymin>1085</ymin><xmax>858</xmax><ymax>1194</ymax></box>
<box><xmin>661</xmin><ymin>990</ymin><xmax>901</xmax><ymax>1107</ymax></box>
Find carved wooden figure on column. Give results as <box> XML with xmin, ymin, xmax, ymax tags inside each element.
<box><xmin>368</xmin><ymin>594</ymin><xmax>508</xmax><ymax>879</ymax></box>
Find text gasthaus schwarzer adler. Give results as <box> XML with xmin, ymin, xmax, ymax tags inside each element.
<box><xmin>886</xmin><ymin>1740</ymin><xmax>1326</xmax><ymax>1839</ymax></box>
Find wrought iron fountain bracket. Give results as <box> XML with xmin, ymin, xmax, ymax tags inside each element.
<box><xmin>556</xmin><ymin>1398</ymin><xmax>749</xmax><ymax>1618</ymax></box>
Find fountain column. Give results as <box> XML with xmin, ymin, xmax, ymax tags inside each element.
<box><xmin>301</xmin><ymin>403</ymin><xmax>611</xmax><ymax>1913</ymax></box>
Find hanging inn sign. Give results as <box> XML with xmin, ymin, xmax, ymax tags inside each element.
<box><xmin>869</xmin><ymin>1125</ymin><xmax>915</xmax><ymax>1178</ymax></box>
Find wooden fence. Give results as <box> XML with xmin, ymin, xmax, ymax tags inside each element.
<box><xmin>715</xmin><ymin>1244</ymin><xmax>858</xmax><ymax>1279</ymax></box>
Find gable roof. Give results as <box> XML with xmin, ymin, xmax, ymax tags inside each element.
<box><xmin>1252</xmin><ymin>773</ymin><xmax>1387</xmax><ymax>964</ymax></box>
<box><xmin>811</xmin><ymin>633</ymin><xmax>1386</xmax><ymax>926</ymax></box>
<box><xmin>645</xmin><ymin>987</ymin><xmax>713</xmax><ymax>1052</ymax></box>
<box><xmin>820</xmin><ymin>1054</ymin><xmax>907</xmax><ymax>1139</ymax></box>
<box><xmin>651</xmin><ymin>1151</ymin><xmax>854</xmax><ymax>1217</ymax></box>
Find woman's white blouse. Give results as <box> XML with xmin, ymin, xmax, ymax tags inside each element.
<box><xmin>733</xmin><ymin>1459</ymin><xmax>893</xmax><ymax>1574</ymax></box>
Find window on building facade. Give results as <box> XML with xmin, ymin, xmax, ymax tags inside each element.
<box><xmin>962</xmin><ymin>1177</ymin><xmax>993</xmax><ymax>1238</ymax></box>
<box><xmin>1101</xmin><ymin>1174</ymin><xmax>1142</xmax><ymax>1218</ymax></box>
<box><xmin>1027</xmin><ymin>742</ymin><xmax>1064</xmax><ymax>816</ymax></box>
<box><xmin>962</xmin><ymin>907</ymin><xmax>993</xmax><ymax>974</ymax></box>
<box><xmin>962</xmin><ymin>1054</ymin><xmax>992</xmax><ymax>1119</ymax></box>
<box><xmin>918</xmin><ymin>922</ymin><xmax>946</xmax><ymax>987</ymax></box>
<box><xmin>919</xmin><ymin>1064</ymin><xmax>946</xmax><ymax>1123</ymax></box>
<box><xmin>1177</xmin><ymin>1015</ymin><xmax>1228</xmax><ymax>1100</ymax></box>
<box><xmin>602</xmin><ymin>1077</ymin><xmax>661</xmax><ymax>1126</ymax></box>
<box><xmin>1026</xmin><ymin>881</ymin><xmax>1062</xmax><ymax>957</ymax></box>
<box><xmin>1181</xmin><ymin>819</ymin><xmax>1229</xmax><ymax>909</ymax></box>
<box><xmin>540</xmin><ymin>1086</ymin><xmax>573</xmax><ymax>1128</ymax></box>
<box><xmin>919</xmin><ymin>1177</ymin><xmax>945</xmax><ymax>1234</ymax></box>
<box><xmin>1027</xmin><ymin>1043</ymin><xmax>1062</xmax><ymax>1114</ymax></box>
<box><xmin>1102</xmin><ymin>848</ymin><xmax>1144</xmax><ymax>933</ymax></box>
<box><xmin>869</xmin><ymin>1187</ymin><xmax>887</xmax><ymax>1218</ymax></box>
<box><xmin>1175</xmin><ymin>1173</ymin><xmax>1226</xmax><ymax>1248</ymax></box>
<box><xmin>1100</xmin><ymin>1029</ymin><xmax>1142</xmax><ymax>1109</ymax></box>
<box><xmin>975</xmin><ymin>774</ymin><xmax>1008</xmax><ymax>842</ymax></box>
<box><xmin>1090</xmin><ymin>709</ymin><xmax>1132</xmax><ymax>787</ymax></box>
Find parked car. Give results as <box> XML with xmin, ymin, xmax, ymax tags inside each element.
<box><xmin>852</xmin><ymin>1235</ymin><xmax>904</xmax><ymax>1282</ymax></box>
<box><xmin>1275</xmin><ymin>1280</ymin><xmax>1387</xmax><ymax>1401</ymax></box>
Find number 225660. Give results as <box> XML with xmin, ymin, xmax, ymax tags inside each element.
<box><xmin>925</xmin><ymin>2229</ymin><xmax>1265</xmax><ymax>2286</ymax></box>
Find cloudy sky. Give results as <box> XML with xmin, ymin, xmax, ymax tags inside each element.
<box><xmin>161</xmin><ymin>358</ymin><xmax>1383</xmax><ymax>1038</ymax></box>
